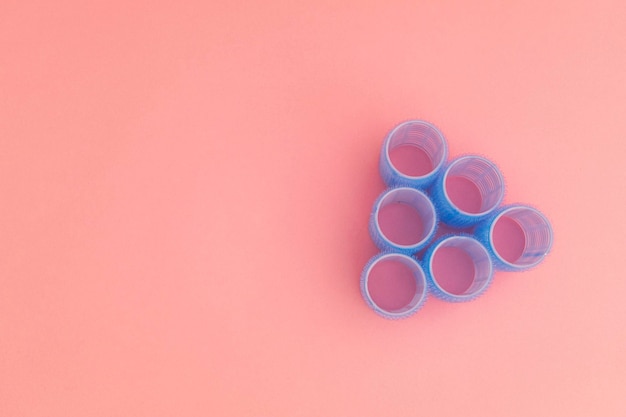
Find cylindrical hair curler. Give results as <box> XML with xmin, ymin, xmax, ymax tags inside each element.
<box><xmin>474</xmin><ymin>205</ymin><xmax>553</xmax><ymax>271</ymax></box>
<box><xmin>430</xmin><ymin>155</ymin><xmax>505</xmax><ymax>227</ymax></box>
<box><xmin>422</xmin><ymin>235</ymin><xmax>494</xmax><ymax>302</ymax></box>
<box><xmin>369</xmin><ymin>187</ymin><xmax>437</xmax><ymax>254</ymax></box>
<box><xmin>361</xmin><ymin>252</ymin><xmax>428</xmax><ymax>319</ymax></box>
<box><xmin>379</xmin><ymin>120</ymin><xmax>448</xmax><ymax>189</ymax></box>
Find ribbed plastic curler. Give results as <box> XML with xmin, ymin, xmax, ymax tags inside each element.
<box><xmin>361</xmin><ymin>252</ymin><xmax>428</xmax><ymax>319</ymax></box>
<box><xmin>474</xmin><ymin>205</ymin><xmax>553</xmax><ymax>271</ymax></box>
<box><xmin>422</xmin><ymin>235</ymin><xmax>494</xmax><ymax>302</ymax></box>
<box><xmin>430</xmin><ymin>155</ymin><xmax>505</xmax><ymax>227</ymax></box>
<box><xmin>379</xmin><ymin>120</ymin><xmax>448</xmax><ymax>189</ymax></box>
<box><xmin>369</xmin><ymin>187</ymin><xmax>437</xmax><ymax>254</ymax></box>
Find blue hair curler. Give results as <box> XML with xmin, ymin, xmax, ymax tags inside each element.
<box><xmin>379</xmin><ymin>120</ymin><xmax>448</xmax><ymax>189</ymax></box>
<box><xmin>430</xmin><ymin>155</ymin><xmax>505</xmax><ymax>227</ymax></box>
<box><xmin>475</xmin><ymin>205</ymin><xmax>553</xmax><ymax>271</ymax></box>
<box><xmin>369</xmin><ymin>187</ymin><xmax>437</xmax><ymax>254</ymax></box>
<box><xmin>422</xmin><ymin>235</ymin><xmax>494</xmax><ymax>302</ymax></box>
<box><xmin>361</xmin><ymin>252</ymin><xmax>428</xmax><ymax>319</ymax></box>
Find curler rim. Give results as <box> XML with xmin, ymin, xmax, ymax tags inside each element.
<box><xmin>370</xmin><ymin>187</ymin><xmax>438</xmax><ymax>254</ymax></box>
<box><xmin>441</xmin><ymin>155</ymin><xmax>505</xmax><ymax>217</ymax></box>
<box><xmin>361</xmin><ymin>252</ymin><xmax>428</xmax><ymax>319</ymax></box>
<box><xmin>424</xmin><ymin>235</ymin><xmax>494</xmax><ymax>302</ymax></box>
<box><xmin>487</xmin><ymin>205</ymin><xmax>553</xmax><ymax>270</ymax></box>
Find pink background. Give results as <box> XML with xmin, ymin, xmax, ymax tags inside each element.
<box><xmin>2</xmin><ymin>1</ymin><xmax>625</xmax><ymax>415</ymax></box>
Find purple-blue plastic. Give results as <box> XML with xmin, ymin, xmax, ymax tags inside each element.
<box><xmin>361</xmin><ymin>252</ymin><xmax>428</xmax><ymax>319</ymax></box>
<box><xmin>379</xmin><ymin>120</ymin><xmax>448</xmax><ymax>189</ymax></box>
<box><xmin>430</xmin><ymin>155</ymin><xmax>505</xmax><ymax>227</ymax></box>
<box><xmin>369</xmin><ymin>187</ymin><xmax>437</xmax><ymax>255</ymax></box>
<box><xmin>474</xmin><ymin>205</ymin><xmax>553</xmax><ymax>271</ymax></box>
<box><xmin>422</xmin><ymin>235</ymin><xmax>494</xmax><ymax>302</ymax></box>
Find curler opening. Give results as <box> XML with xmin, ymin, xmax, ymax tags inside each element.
<box><xmin>365</xmin><ymin>254</ymin><xmax>427</xmax><ymax>315</ymax></box>
<box><xmin>444</xmin><ymin>156</ymin><xmax>504</xmax><ymax>215</ymax></box>
<box><xmin>386</xmin><ymin>121</ymin><xmax>446</xmax><ymax>178</ymax></box>
<box><xmin>389</xmin><ymin>146</ymin><xmax>432</xmax><ymax>176</ymax></box>
<box><xmin>491</xmin><ymin>207</ymin><xmax>553</xmax><ymax>268</ymax></box>
<box><xmin>376</xmin><ymin>188</ymin><xmax>436</xmax><ymax>248</ymax></box>
<box><xmin>430</xmin><ymin>236</ymin><xmax>492</xmax><ymax>297</ymax></box>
